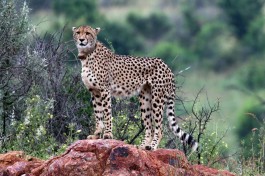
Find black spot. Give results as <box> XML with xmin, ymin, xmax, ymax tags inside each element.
<box><xmin>167</xmin><ymin>101</ymin><xmax>173</xmax><ymax>105</ymax></box>
<box><xmin>177</xmin><ymin>127</ymin><xmax>180</xmax><ymax>133</ymax></box>
<box><xmin>145</xmin><ymin>146</ymin><xmax>152</xmax><ymax>150</ymax></box>
<box><xmin>110</xmin><ymin>147</ymin><xmax>129</xmax><ymax>161</ymax></box>
<box><xmin>168</xmin><ymin>112</ymin><xmax>174</xmax><ymax>116</ymax></box>
<box><xmin>187</xmin><ymin>135</ymin><xmax>193</xmax><ymax>144</ymax></box>
<box><xmin>172</xmin><ymin>122</ymin><xmax>176</xmax><ymax>127</ymax></box>
<box><xmin>141</xmin><ymin>109</ymin><xmax>146</xmax><ymax>113</ymax></box>
<box><xmin>153</xmin><ymin>103</ymin><xmax>157</xmax><ymax>108</ymax></box>
<box><xmin>181</xmin><ymin>133</ymin><xmax>186</xmax><ymax>141</ymax></box>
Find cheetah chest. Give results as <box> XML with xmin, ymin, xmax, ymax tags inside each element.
<box><xmin>81</xmin><ymin>67</ymin><xmax>97</xmax><ymax>89</ymax></box>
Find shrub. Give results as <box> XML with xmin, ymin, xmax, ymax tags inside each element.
<box><xmin>6</xmin><ymin>94</ymin><xmax>58</xmax><ymax>158</ymax></box>
<box><xmin>244</xmin><ymin>16</ymin><xmax>265</xmax><ymax>55</ymax></box>
<box><xmin>127</xmin><ymin>13</ymin><xmax>172</xmax><ymax>41</ymax></box>
<box><xmin>237</xmin><ymin>60</ymin><xmax>265</xmax><ymax>91</ymax></box>
<box><xmin>150</xmin><ymin>41</ymin><xmax>196</xmax><ymax>72</ymax></box>
<box><xmin>0</xmin><ymin>0</ymin><xmax>32</xmax><ymax>150</ymax></box>
<box><xmin>192</xmin><ymin>21</ymin><xmax>237</xmax><ymax>70</ymax></box>
<box><xmin>100</xmin><ymin>22</ymin><xmax>145</xmax><ymax>55</ymax></box>
<box><xmin>236</xmin><ymin>99</ymin><xmax>265</xmax><ymax>138</ymax></box>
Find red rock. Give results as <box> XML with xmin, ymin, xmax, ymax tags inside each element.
<box><xmin>0</xmin><ymin>140</ymin><xmax>235</xmax><ymax>176</ymax></box>
<box><xmin>0</xmin><ymin>151</ymin><xmax>43</xmax><ymax>176</ymax></box>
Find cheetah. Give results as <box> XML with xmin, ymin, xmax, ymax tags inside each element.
<box><xmin>72</xmin><ymin>25</ymin><xmax>198</xmax><ymax>151</ymax></box>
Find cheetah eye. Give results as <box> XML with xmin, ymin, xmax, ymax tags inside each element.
<box><xmin>76</xmin><ymin>31</ymin><xmax>80</xmax><ymax>34</ymax></box>
<box><xmin>85</xmin><ymin>32</ymin><xmax>90</xmax><ymax>35</ymax></box>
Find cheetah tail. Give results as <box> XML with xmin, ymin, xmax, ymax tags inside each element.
<box><xmin>166</xmin><ymin>96</ymin><xmax>199</xmax><ymax>152</ymax></box>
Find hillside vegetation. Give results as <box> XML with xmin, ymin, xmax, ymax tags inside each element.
<box><xmin>0</xmin><ymin>0</ymin><xmax>265</xmax><ymax>175</ymax></box>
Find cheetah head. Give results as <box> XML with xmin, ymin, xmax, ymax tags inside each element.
<box><xmin>72</xmin><ymin>25</ymin><xmax>100</xmax><ymax>59</ymax></box>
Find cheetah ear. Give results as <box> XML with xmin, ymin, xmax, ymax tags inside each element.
<box><xmin>72</xmin><ymin>27</ymin><xmax>76</xmax><ymax>32</ymax></box>
<box><xmin>95</xmin><ymin>27</ymin><xmax>101</xmax><ymax>34</ymax></box>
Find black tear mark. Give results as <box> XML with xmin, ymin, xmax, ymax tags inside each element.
<box><xmin>110</xmin><ymin>147</ymin><xmax>129</xmax><ymax>161</ymax></box>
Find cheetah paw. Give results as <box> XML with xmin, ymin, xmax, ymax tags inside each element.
<box><xmin>145</xmin><ymin>145</ymin><xmax>152</xmax><ymax>150</ymax></box>
<box><xmin>87</xmin><ymin>134</ymin><xmax>100</xmax><ymax>139</ymax></box>
<box><xmin>103</xmin><ymin>133</ymin><xmax>113</xmax><ymax>139</ymax></box>
<box><xmin>138</xmin><ymin>144</ymin><xmax>152</xmax><ymax>150</ymax></box>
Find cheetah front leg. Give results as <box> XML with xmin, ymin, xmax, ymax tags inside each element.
<box><xmin>101</xmin><ymin>90</ymin><xmax>113</xmax><ymax>139</ymax></box>
<box><xmin>87</xmin><ymin>92</ymin><xmax>104</xmax><ymax>139</ymax></box>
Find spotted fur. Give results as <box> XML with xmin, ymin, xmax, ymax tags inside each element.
<box><xmin>72</xmin><ymin>25</ymin><xmax>198</xmax><ymax>151</ymax></box>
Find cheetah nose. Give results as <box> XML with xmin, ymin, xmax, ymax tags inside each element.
<box><xmin>79</xmin><ymin>39</ymin><xmax>85</xmax><ymax>42</ymax></box>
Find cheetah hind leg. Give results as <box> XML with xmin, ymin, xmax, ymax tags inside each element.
<box><xmin>87</xmin><ymin>129</ymin><xmax>102</xmax><ymax>139</ymax></box>
<box><xmin>103</xmin><ymin>132</ymin><xmax>113</xmax><ymax>139</ymax></box>
<box><xmin>138</xmin><ymin>85</ymin><xmax>153</xmax><ymax>150</ymax></box>
<box><xmin>87</xmin><ymin>120</ymin><xmax>104</xmax><ymax>139</ymax></box>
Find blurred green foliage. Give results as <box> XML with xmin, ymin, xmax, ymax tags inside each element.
<box><xmin>1</xmin><ymin>0</ymin><xmax>265</xmax><ymax>172</ymax></box>
<box><xmin>53</xmin><ymin>0</ymin><xmax>103</xmax><ymax>25</ymax></box>
<box><xmin>127</xmin><ymin>13</ymin><xmax>172</xmax><ymax>40</ymax></box>
<box><xmin>99</xmin><ymin>22</ymin><xmax>144</xmax><ymax>55</ymax></box>
<box><xmin>218</xmin><ymin>0</ymin><xmax>264</xmax><ymax>39</ymax></box>
<box><xmin>236</xmin><ymin>98</ymin><xmax>265</xmax><ymax>159</ymax></box>
<box><xmin>236</xmin><ymin>99</ymin><xmax>264</xmax><ymax>139</ymax></box>
<box><xmin>150</xmin><ymin>42</ymin><xmax>195</xmax><ymax>72</ymax></box>
<box><xmin>237</xmin><ymin>60</ymin><xmax>265</xmax><ymax>91</ymax></box>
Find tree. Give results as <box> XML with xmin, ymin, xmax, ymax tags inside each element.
<box><xmin>53</xmin><ymin>0</ymin><xmax>104</xmax><ymax>26</ymax></box>
<box><xmin>0</xmin><ymin>0</ymin><xmax>31</xmax><ymax>149</ymax></box>
<box><xmin>218</xmin><ymin>0</ymin><xmax>265</xmax><ymax>39</ymax></box>
<box><xmin>127</xmin><ymin>13</ymin><xmax>172</xmax><ymax>41</ymax></box>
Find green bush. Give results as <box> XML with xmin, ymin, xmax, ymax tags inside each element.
<box><xmin>127</xmin><ymin>13</ymin><xmax>172</xmax><ymax>41</ymax></box>
<box><xmin>111</xmin><ymin>98</ymin><xmax>143</xmax><ymax>145</ymax></box>
<box><xmin>236</xmin><ymin>98</ymin><xmax>265</xmax><ymax>158</ymax></box>
<box><xmin>237</xmin><ymin>60</ymin><xmax>265</xmax><ymax>91</ymax></box>
<box><xmin>53</xmin><ymin>0</ymin><xmax>102</xmax><ymax>24</ymax></box>
<box><xmin>218</xmin><ymin>0</ymin><xmax>264</xmax><ymax>39</ymax></box>
<box><xmin>0</xmin><ymin>0</ymin><xmax>32</xmax><ymax>150</ymax></box>
<box><xmin>193</xmin><ymin>22</ymin><xmax>237</xmax><ymax>70</ymax></box>
<box><xmin>100</xmin><ymin>22</ymin><xmax>145</xmax><ymax>55</ymax></box>
<box><xmin>150</xmin><ymin>42</ymin><xmax>195</xmax><ymax>72</ymax></box>
<box><xmin>244</xmin><ymin>16</ymin><xmax>265</xmax><ymax>55</ymax></box>
<box><xmin>6</xmin><ymin>94</ymin><xmax>58</xmax><ymax>158</ymax></box>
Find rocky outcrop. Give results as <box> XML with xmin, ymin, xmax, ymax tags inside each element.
<box><xmin>0</xmin><ymin>151</ymin><xmax>43</xmax><ymax>176</ymax></box>
<box><xmin>0</xmin><ymin>139</ymin><xmax>235</xmax><ymax>176</ymax></box>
